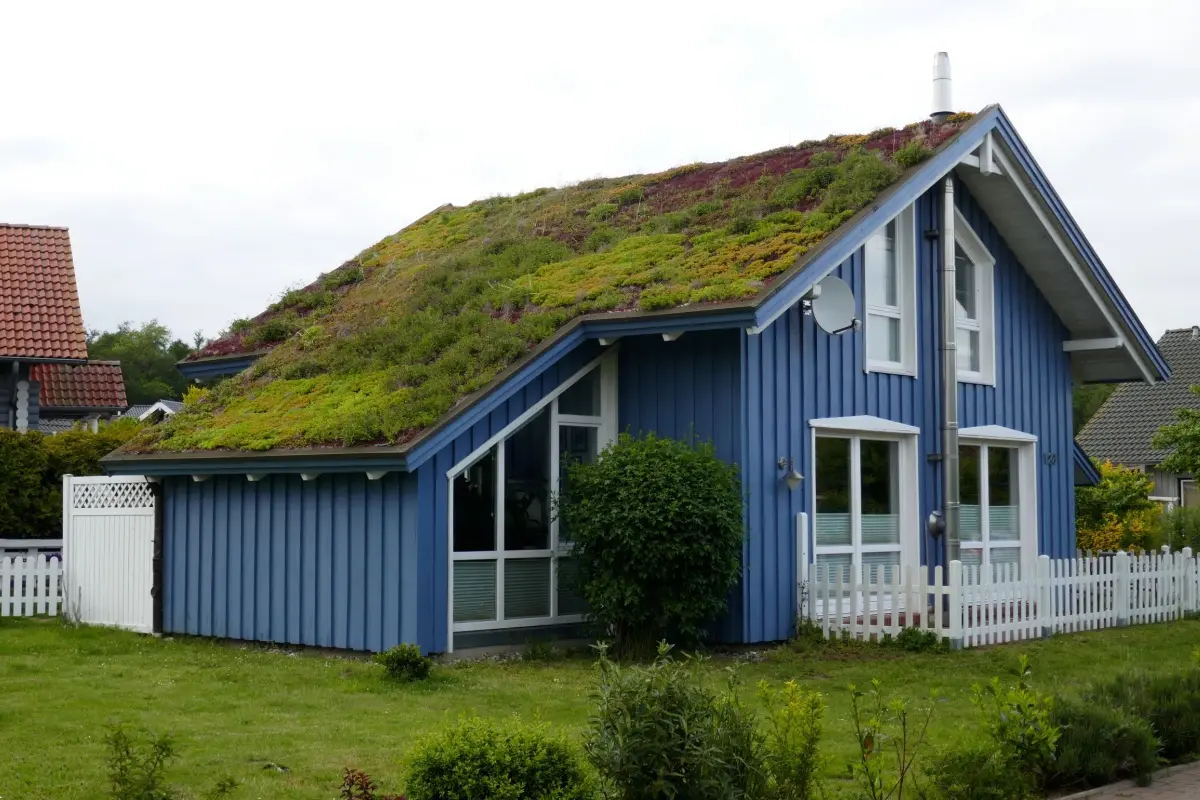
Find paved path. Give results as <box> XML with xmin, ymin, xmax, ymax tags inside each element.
<box><xmin>1074</xmin><ymin>762</ymin><xmax>1200</xmax><ymax>799</ymax></box>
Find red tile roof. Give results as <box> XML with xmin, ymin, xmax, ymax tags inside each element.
<box><xmin>30</xmin><ymin>361</ymin><xmax>127</xmax><ymax>410</ymax></box>
<box><xmin>0</xmin><ymin>224</ymin><xmax>88</xmax><ymax>359</ymax></box>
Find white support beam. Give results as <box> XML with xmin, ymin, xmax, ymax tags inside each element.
<box><xmin>979</xmin><ymin>132</ymin><xmax>998</xmax><ymax>176</ymax></box>
<box><xmin>1063</xmin><ymin>337</ymin><xmax>1124</xmax><ymax>353</ymax></box>
<box><xmin>246</xmin><ymin>473</ymin><xmax>267</xmax><ymax>482</ymax></box>
<box><xmin>661</xmin><ymin>331</ymin><xmax>684</xmax><ymax>342</ymax></box>
<box><xmin>597</xmin><ymin>337</ymin><xmax>621</xmax><ymax>346</ymax></box>
<box><xmin>365</xmin><ymin>470</ymin><xmax>388</xmax><ymax>481</ymax></box>
<box><xmin>300</xmin><ymin>472</ymin><xmax>321</xmax><ymax>481</ymax></box>
<box><xmin>191</xmin><ymin>474</ymin><xmax>211</xmax><ymax>483</ymax></box>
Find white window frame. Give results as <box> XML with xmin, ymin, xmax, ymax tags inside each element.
<box><xmin>954</xmin><ymin>209</ymin><xmax>996</xmax><ymax>385</ymax></box>
<box><xmin>808</xmin><ymin>416</ymin><xmax>921</xmax><ymax>581</ymax></box>
<box><xmin>958</xmin><ymin>425</ymin><xmax>1039</xmax><ymax>580</ymax></box>
<box><xmin>864</xmin><ymin>205</ymin><xmax>917</xmax><ymax>377</ymax></box>
<box><xmin>1182</xmin><ymin>479</ymin><xmax>1197</xmax><ymax>509</ymax></box>
<box><xmin>446</xmin><ymin>350</ymin><xmax>618</xmax><ymax>645</ymax></box>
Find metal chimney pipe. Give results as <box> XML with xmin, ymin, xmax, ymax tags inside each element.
<box><xmin>932</xmin><ymin>52</ymin><xmax>952</xmax><ymax>123</ymax></box>
<box><xmin>941</xmin><ymin>177</ymin><xmax>960</xmax><ymax>563</ymax></box>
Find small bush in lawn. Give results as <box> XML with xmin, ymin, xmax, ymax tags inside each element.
<box><xmin>339</xmin><ymin>768</ymin><xmax>404</xmax><ymax>800</ymax></box>
<box><xmin>971</xmin><ymin>656</ymin><xmax>1059</xmax><ymax>786</ymax></box>
<box><xmin>759</xmin><ymin>679</ymin><xmax>824</xmax><ymax>800</ymax></box>
<box><xmin>847</xmin><ymin>679</ymin><xmax>935</xmax><ymax>800</ymax></box>
<box><xmin>918</xmin><ymin>746</ymin><xmax>1034</xmax><ymax>800</ymax></box>
<box><xmin>1088</xmin><ymin>667</ymin><xmax>1200</xmax><ymax>763</ymax></box>
<box><xmin>1045</xmin><ymin>695</ymin><xmax>1159</xmax><ymax>789</ymax></box>
<box><xmin>404</xmin><ymin>717</ymin><xmax>591</xmax><ymax>800</ymax></box>
<box><xmin>373</xmin><ymin>643</ymin><xmax>431</xmax><ymax>682</ymax></box>
<box><xmin>556</xmin><ymin>432</ymin><xmax>744</xmax><ymax>658</ymax></box>
<box><xmin>586</xmin><ymin>643</ymin><xmax>767</xmax><ymax>800</ymax></box>
<box><xmin>105</xmin><ymin>726</ymin><xmax>236</xmax><ymax>800</ymax></box>
<box><xmin>891</xmin><ymin>627</ymin><xmax>946</xmax><ymax>654</ymax></box>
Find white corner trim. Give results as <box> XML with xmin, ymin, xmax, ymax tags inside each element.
<box><xmin>661</xmin><ymin>331</ymin><xmax>683</xmax><ymax>342</ymax></box>
<box><xmin>365</xmin><ymin>470</ymin><xmax>388</xmax><ymax>481</ymax></box>
<box><xmin>191</xmin><ymin>474</ymin><xmax>211</xmax><ymax>483</ymax></box>
<box><xmin>808</xmin><ymin>415</ymin><xmax>919</xmax><ymax>435</ymax></box>
<box><xmin>959</xmin><ymin>424</ymin><xmax>1037</xmax><ymax>443</ymax></box>
<box><xmin>245</xmin><ymin>473</ymin><xmax>267</xmax><ymax>482</ymax></box>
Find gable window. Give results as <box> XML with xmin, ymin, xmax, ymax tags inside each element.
<box><xmin>865</xmin><ymin>206</ymin><xmax>916</xmax><ymax>375</ymax></box>
<box><xmin>809</xmin><ymin>417</ymin><xmax>920</xmax><ymax>584</ymax></box>
<box><xmin>958</xmin><ymin>426</ymin><xmax>1038</xmax><ymax>581</ymax></box>
<box><xmin>450</xmin><ymin>353</ymin><xmax>616</xmax><ymax>637</ymax></box>
<box><xmin>953</xmin><ymin>209</ymin><xmax>995</xmax><ymax>384</ymax></box>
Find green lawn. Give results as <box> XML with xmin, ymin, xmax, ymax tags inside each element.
<box><xmin>2</xmin><ymin>617</ymin><xmax>1198</xmax><ymax>799</ymax></box>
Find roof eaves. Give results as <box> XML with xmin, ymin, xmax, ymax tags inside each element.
<box><xmin>102</xmin><ymin>446</ymin><xmax>409</xmax><ymax>476</ymax></box>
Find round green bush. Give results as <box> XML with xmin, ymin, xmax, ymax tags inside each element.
<box><xmin>556</xmin><ymin>432</ymin><xmax>744</xmax><ymax>658</ymax></box>
<box><xmin>373</xmin><ymin>643</ymin><xmax>431</xmax><ymax>682</ymax></box>
<box><xmin>1046</xmin><ymin>695</ymin><xmax>1159</xmax><ymax>789</ymax></box>
<box><xmin>1087</xmin><ymin>668</ymin><xmax>1200</xmax><ymax>763</ymax></box>
<box><xmin>404</xmin><ymin>717</ymin><xmax>592</xmax><ymax>800</ymax></box>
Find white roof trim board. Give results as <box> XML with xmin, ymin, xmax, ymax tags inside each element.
<box><xmin>808</xmin><ymin>415</ymin><xmax>920</xmax><ymax>435</ymax></box>
<box><xmin>959</xmin><ymin>424</ymin><xmax>1038</xmax><ymax>442</ymax></box>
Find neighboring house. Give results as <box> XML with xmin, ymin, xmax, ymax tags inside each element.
<box><xmin>105</xmin><ymin>93</ymin><xmax>1166</xmax><ymax>655</ymax></box>
<box><xmin>121</xmin><ymin>399</ymin><xmax>184</xmax><ymax>423</ymax></box>
<box><xmin>1077</xmin><ymin>327</ymin><xmax>1200</xmax><ymax>509</ymax></box>
<box><xmin>32</xmin><ymin>361</ymin><xmax>128</xmax><ymax>433</ymax></box>
<box><xmin>0</xmin><ymin>224</ymin><xmax>96</xmax><ymax>431</ymax></box>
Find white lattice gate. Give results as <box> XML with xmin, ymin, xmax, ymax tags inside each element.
<box><xmin>62</xmin><ymin>475</ymin><xmax>155</xmax><ymax>633</ymax></box>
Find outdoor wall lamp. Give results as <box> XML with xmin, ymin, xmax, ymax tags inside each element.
<box><xmin>777</xmin><ymin>457</ymin><xmax>804</xmax><ymax>491</ymax></box>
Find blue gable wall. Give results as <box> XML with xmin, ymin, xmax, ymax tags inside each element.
<box><xmin>740</xmin><ymin>179</ymin><xmax>1075</xmax><ymax>643</ymax></box>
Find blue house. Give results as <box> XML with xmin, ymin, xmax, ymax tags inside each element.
<box><xmin>106</xmin><ymin>99</ymin><xmax>1164</xmax><ymax>655</ymax></box>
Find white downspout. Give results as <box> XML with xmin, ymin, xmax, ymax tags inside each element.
<box><xmin>941</xmin><ymin>177</ymin><xmax>960</xmax><ymax>562</ymax></box>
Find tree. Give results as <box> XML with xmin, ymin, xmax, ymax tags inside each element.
<box><xmin>87</xmin><ymin>321</ymin><xmax>194</xmax><ymax>405</ymax></box>
<box><xmin>1075</xmin><ymin>459</ymin><xmax>1155</xmax><ymax>530</ymax></box>
<box><xmin>1152</xmin><ymin>385</ymin><xmax>1200</xmax><ymax>477</ymax></box>
<box><xmin>1073</xmin><ymin>384</ymin><xmax>1116</xmax><ymax>435</ymax></box>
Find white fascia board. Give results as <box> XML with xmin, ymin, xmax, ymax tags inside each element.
<box><xmin>1063</xmin><ymin>337</ymin><xmax>1123</xmax><ymax>352</ymax></box>
<box><xmin>959</xmin><ymin>425</ymin><xmax>1038</xmax><ymax>443</ymax></box>
<box><xmin>808</xmin><ymin>415</ymin><xmax>919</xmax><ymax>435</ymax></box>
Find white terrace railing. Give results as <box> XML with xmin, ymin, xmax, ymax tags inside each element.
<box><xmin>0</xmin><ymin>554</ymin><xmax>63</xmax><ymax>618</ymax></box>
<box><xmin>801</xmin><ymin>548</ymin><xmax>1198</xmax><ymax>649</ymax></box>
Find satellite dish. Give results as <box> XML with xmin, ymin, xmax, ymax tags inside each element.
<box><xmin>810</xmin><ymin>276</ymin><xmax>858</xmax><ymax>335</ymax></box>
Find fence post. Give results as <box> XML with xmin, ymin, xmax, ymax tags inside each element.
<box><xmin>1037</xmin><ymin>554</ymin><xmax>1052</xmax><ymax>639</ymax></box>
<box><xmin>947</xmin><ymin>560</ymin><xmax>963</xmax><ymax>650</ymax></box>
<box><xmin>1114</xmin><ymin>550</ymin><xmax>1131</xmax><ymax>627</ymax></box>
<box><xmin>1183</xmin><ymin>547</ymin><xmax>1195</xmax><ymax>614</ymax></box>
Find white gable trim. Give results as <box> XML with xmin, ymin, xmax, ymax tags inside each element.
<box><xmin>137</xmin><ymin>401</ymin><xmax>180</xmax><ymax>421</ymax></box>
<box><xmin>808</xmin><ymin>415</ymin><xmax>919</xmax><ymax>435</ymax></box>
<box><xmin>959</xmin><ymin>424</ymin><xmax>1037</xmax><ymax>443</ymax></box>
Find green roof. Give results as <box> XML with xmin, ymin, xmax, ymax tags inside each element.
<box><xmin>130</xmin><ymin>113</ymin><xmax>975</xmax><ymax>455</ymax></box>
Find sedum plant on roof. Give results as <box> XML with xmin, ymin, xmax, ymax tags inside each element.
<box><xmin>131</xmin><ymin>116</ymin><xmax>973</xmax><ymax>453</ymax></box>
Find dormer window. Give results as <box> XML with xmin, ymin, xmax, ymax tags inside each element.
<box><xmin>953</xmin><ymin>209</ymin><xmax>996</xmax><ymax>384</ymax></box>
<box><xmin>864</xmin><ymin>206</ymin><xmax>916</xmax><ymax>375</ymax></box>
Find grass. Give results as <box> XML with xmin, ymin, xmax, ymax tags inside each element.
<box><xmin>3</xmin><ymin>616</ymin><xmax>1198</xmax><ymax>798</ymax></box>
<box><xmin>135</xmin><ymin>116</ymin><xmax>975</xmax><ymax>455</ymax></box>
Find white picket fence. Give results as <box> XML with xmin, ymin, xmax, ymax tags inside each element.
<box><xmin>802</xmin><ymin>548</ymin><xmax>1199</xmax><ymax>648</ymax></box>
<box><xmin>0</xmin><ymin>554</ymin><xmax>63</xmax><ymax>617</ymax></box>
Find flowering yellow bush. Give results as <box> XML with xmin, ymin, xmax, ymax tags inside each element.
<box><xmin>1075</xmin><ymin>508</ymin><xmax>1161</xmax><ymax>554</ymax></box>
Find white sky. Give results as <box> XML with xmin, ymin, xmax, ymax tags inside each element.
<box><xmin>1</xmin><ymin>0</ymin><xmax>1197</xmax><ymax>342</ymax></box>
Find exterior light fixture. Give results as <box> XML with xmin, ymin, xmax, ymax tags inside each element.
<box><xmin>776</xmin><ymin>457</ymin><xmax>804</xmax><ymax>491</ymax></box>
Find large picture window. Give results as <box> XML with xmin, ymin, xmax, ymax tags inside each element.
<box><xmin>865</xmin><ymin>205</ymin><xmax>916</xmax><ymax>375</ymax></box>
<box><xmin>450</xmin><ymin>353</ymin><xmax>616</xmax><ymax>634</ymax></box>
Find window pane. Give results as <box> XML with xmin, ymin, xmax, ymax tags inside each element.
<box><xmin>815</xmin><ymin>437</ymin><xmax>851</xmax><ymax>546</ymax></box>
<box><xmin>814</xmin><ymin>553</ymin><xmax>852</xmax><ymax>583</ymax></box>
<box><xmin>954</xmin><ymin>244</ymin><xmax>976</xmax><ymax>319</ymax></box>
<box><xmin>959</xmin><ymin>445</ymin><xmax>982</xmax><ymax>540</ymax></box>
<box><xmin>558</xmin><ymin>369</ymin><xmax>601</xmax><ymax>416</ymax></box>
<box><xmin>866</xmin><ymin>219</ymin><xmax>898</xmax><ymax>306</ymax></box>
<box><xmin>558</xmin><ymin>426</ymin><xmax>599</xmax><ymax>545</ymax></box>
<box><xmin>860</xmin><ymin>439</ymin><xmax>899</xmax><ymax>544</ymax></box>
<box><xmin>956</xmin><ymin>326</ymin><xmax>980</xmax><ymax>373</ymax></box>
<box><xmin>454</xmin><ymin>560</ymin><xmax>497</xmax><ymax>622</ymax></box>
<box><xmin>991</xmin><ymin>547</ymin><xmax>1021</xmax><ymax>580</ymax></box>
<box><xmin>989</xmin><ymin>447</ymin><xmax>1020</xmax><ymax>541</ymax></box>
<box><xmin>862</xmin><ymin>551</ymin><xmax>900</xmax><ymax>584</ymax></box>
<box><xmin>556</xmin><ymin>557</ymin><xmax>588</xmax><ymax>616</ymax></box>
<box><xmin>504</xmin><ymin>558</ymin><xmax>551</xmax><ymax>619</ymax></box>
<box><xmin>868</xmin><ymin>314</ymin><xmax>901</xmax><ymax>363</ymax></box>
<box><xmin>454</xmin><ymin>449</ymin><xmax>496</xmax><ymax>552</ymax></box>
<box><xmin>1184</xmin><ymin>481</ymin><xmax>1199</xmax><ymax>508</ymax></box>
<box><xmin>505</xmin><ymin>409</ymin><xmax>550</xmax><ymax>551</ymax></box>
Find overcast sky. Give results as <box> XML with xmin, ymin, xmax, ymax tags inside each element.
<box><xmin>1</xmin><ymin>1</ymin><xmax>1197</xmax><ymax>343</ymax></box>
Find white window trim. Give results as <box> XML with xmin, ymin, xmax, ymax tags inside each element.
<box><xmin>446</xmin><ymin>350</ymin><xmax>618</xmax><ymax>648</ymax></box>
<box><xmin>864</xmin><ymin>205</ymin><xmax>918</xmax><ymax>377</ymax></box>
<box><xmin>1181</xmin><ymin>479</ymin><xmax>1197</xmax><ymax>508</ymax></box>
<box><xmin>958</xmin><ymin>430</ymin><xmax>1039</xmax><ymax>580</ymax></box>
<box><xmin>954</xmin><ymin>208</ymin><xmax>996</xmax><ymax>385</ymax></box>
<box><xmin>808</xmin><ymin>417</ymin><xmax>921</xmax><ymax>579</ymax></box>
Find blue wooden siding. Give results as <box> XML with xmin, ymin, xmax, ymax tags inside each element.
<box><xmin>741</xmin><ymin>181</ymin><xmax>1075</xmax><ymax>643</ymax></box>
<box><xmin>162</xmin><ymin>472</ymin><xmax>429</xmax><ymax>652</ymax></box>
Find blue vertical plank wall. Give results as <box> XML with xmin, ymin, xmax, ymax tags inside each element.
<box><xmin>617</xmin><ymin>330</ymin><xmax>744</xmax><ymax>640</ymax></box>
<box><xmin>742</xmin><ymin>182</ymin><xmax>1075</xmax><ymax>643</ymax></box>
<box><xmin>414</xmin><ymin>339</ymin><xmax>604</xmax><ymax>653</ymax></box>
<box><xmin>162</xmin><ymin>471</ymin><xmax>426</xmax><ymax>652</ymax></box>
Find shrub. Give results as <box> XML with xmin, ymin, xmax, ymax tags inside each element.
<box><xmin>588</xmin><ymin>202</ymin><xmax>619</xmax><ymax>222</ymax></box>
<box><xmin>1088</xmin><ymin>668</ymin><xmax>1200</xmax><ymax>762</ymax></box>
<box><xmin>970</xmin><ymin>657</ymin><xmax>1059</xmax><ymax>785</ymax></box>
<box><xmin>919</xmin><ymin>746</ymin><xmax>1033</xmax><ymax>800</ymax></box>
<box><xmin>1076</xmin><ymin>460</ymin><xmax>1155</xmax><ymax>537</ymax></box>
<box><xmin>339</xmin><ymin>768</ymin><xmax>404</xmax><ymax>800</ymax></box>
<box><xmin>1159</xmin><ymin>505</ymin><xmax>1200</xmax><ymax>552</ymax></box>
<box><xmin>1045</xmin><ymin>695</ymin><xmax>1159</xmax><ymax>789</ymax></box>
<box><xmin>105</xmin><ymin>726</ymin><xmax>236</xmax><ymax>800</ymax></box>
<box><xmin>555</xmin><ymin>432</ymin><xmax>744</xmax><ymax>658</ymax></box>
<box><xmin>891</xmin><ymin>627</ymin><xmax>946</xmax><ymax>654</ymax></box>
<box><xmin>404</xmin><ymin>717</ymin><xmax>591</xmax><ymax>800</ymax></box>
<box><xmin>759</xmin><ymin>680</ymin><xmax>823</xmax><ymax>800</ymax></box>
<box><xmin>323</xmin><ymin>264</ymin><xmax>366</xmax><ymax>290</ymax></box>
<box><xmin>892</xmin><ymin>140</ymin><xmax>932</xmax><ymax>169</ymax></box>
<box><xmin>373</xmin><ymin>643</ymin><xmax>431</xmax><ymax>682</ymax></box>
<box><xmin>846</xmin><ymin>679</ymin><xmax>936</xmax><ymax>800</ymax></box>
<box><xmin>0</xmin><ymin>431</ymin><xmax>56</xmax><ymax>539</ymax></box>
<box><xmin>586</xmin><ymin>644</ymin><xmax>767</xmax><ymax>800</ymax></box>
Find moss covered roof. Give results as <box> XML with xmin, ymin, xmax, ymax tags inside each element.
<box><xmin>131</xmin><ymin>113</ymin><xmax>976</xmax><ymax>455</ymax></box>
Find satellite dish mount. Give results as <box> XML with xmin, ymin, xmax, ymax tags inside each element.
<box><xmin>805</xmin><ymin>276</ymin><xmax>860</xmax><ymax>335</ymax></box>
